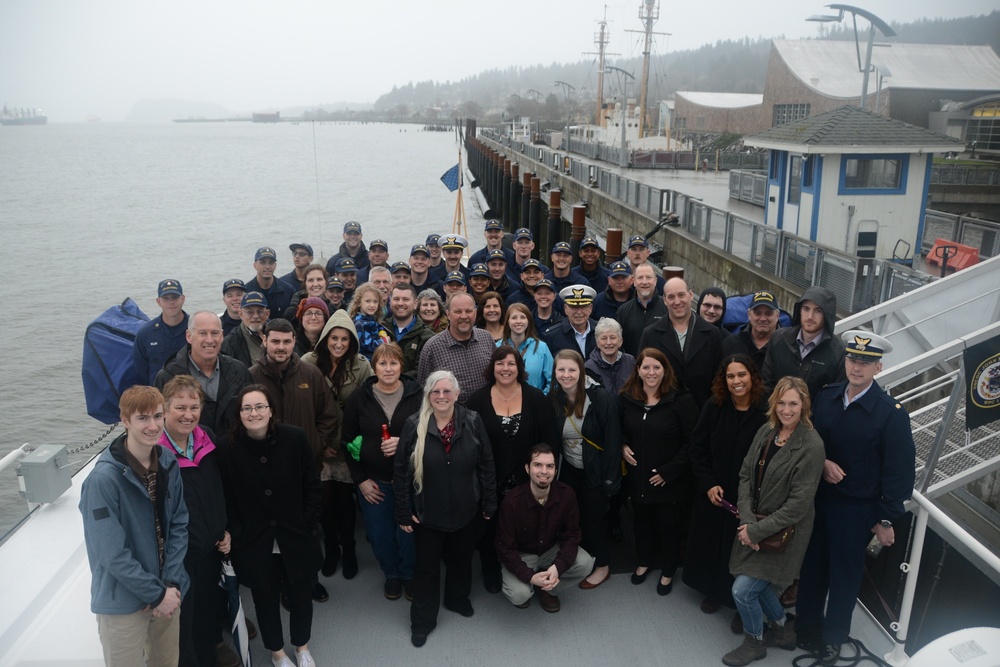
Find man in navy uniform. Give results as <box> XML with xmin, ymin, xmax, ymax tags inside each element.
<box><xmin>246</xmin><ymin>247</ymin><xmax>294</xmax><ymax>320</ymax></box>
<box><xmin>544</xmin><ymin>285</ymin><xmax>597</xmax><ymax>357</ymax></box>
<box><xmin>577</xmin><ymin>236</ymin><xmax>612</xmax><ymax>293</ymax></box>
<box><xmin>469</xmin><ymin>219</ymin><xmax>515</xmax><ymax>266</ymax></box>
<box><xmin>133</xmin><ymin>279</ymin><xmax>189</xmax><ymax>385</ymax></box>
<box><xmin>795</xmin><ymin>331</ymin><xmax>915</xmax><ymax>664</ymax></box>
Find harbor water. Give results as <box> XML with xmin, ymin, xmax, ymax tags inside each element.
<box><xmin>0</xmin><ymin>120</ymin><xmax>481</xmax><ymax>535</ymax></box>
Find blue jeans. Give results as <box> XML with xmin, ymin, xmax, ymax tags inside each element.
<box><xmin>357</xmin><ymin>480</ymin><xmax>415</xmax><ymax>580</ymax></box>
<box><xmin>731</xmin><ymin>574</ymin><xmax>785</xmax><ymax>637</ymax></box>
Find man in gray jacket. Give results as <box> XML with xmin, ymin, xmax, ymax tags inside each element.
<box><xmin>80</xmin><ymin>385</ymin><xmax>189</xmax><ymax>667</ymax></box>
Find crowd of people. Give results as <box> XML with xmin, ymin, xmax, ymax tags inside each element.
<box><xmin>81</xmin><ymin>220</ymin><xmax>916</xmax><ymax>667</ymax></box>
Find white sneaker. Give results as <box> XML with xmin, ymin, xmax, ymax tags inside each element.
<box><xmin>296</xmin><ymin>649</ymin><xmax>317</xmax><ymax>667</ymax></box>
<box><xmin>272</xmin><ymin>656</ymin><xmax>294</xmax><ymax>667</ymax></box>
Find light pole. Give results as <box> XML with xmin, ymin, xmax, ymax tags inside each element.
<box><xmin>807</xmin><ymin>4</ymin><xmax>896</xmax><ymax>109</ymax></box>
<box><xmin>554</xmin><ymin>81</ymin><xmax>575</xmax><ymax>151</ymax></box>
<box><xmin>606</xmin><ymin>65</ymin><xmax>635</xmax><ymax>168</ymax></box>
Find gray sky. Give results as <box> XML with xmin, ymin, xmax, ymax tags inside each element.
<box><xmin>1</xmin><ymin>0</ymin><xmax>996</xmax><ymax>121</ymax></box>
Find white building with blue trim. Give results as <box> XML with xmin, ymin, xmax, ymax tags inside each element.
<box><xmin>745</xmin><ymin>106</ymin><xmax>962</xmax><ymax>263</ymax></box>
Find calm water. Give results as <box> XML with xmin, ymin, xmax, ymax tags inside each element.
<box><xmin>0</xmin><ymin>121</ymin><xmax>481</xmax><ymax>533</ymax></box>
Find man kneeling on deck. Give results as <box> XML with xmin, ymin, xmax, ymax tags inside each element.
<box><xmin>495</xmin><ymin>444</ymin><xmax>594</xmax><ymax>612</ymax></box>
<box><xmin>80</xmin><ymin>385</ymin><xmax>189</xmax><ymax>667</ymax></box>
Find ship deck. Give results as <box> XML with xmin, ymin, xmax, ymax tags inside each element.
<box><xmin>0</xmin><ymin>454</ymin><xmax>893</xmax><ymax>667</ymax></box>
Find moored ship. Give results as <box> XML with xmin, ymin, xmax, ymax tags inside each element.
<box><xmin>0</xmin><ymin>105</ymin><xmax>47</xmax><ymax>125</ymax></box>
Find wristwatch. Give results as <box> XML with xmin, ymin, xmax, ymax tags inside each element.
<box><xmin>879</xmin><ymin>520</ymin><xmax>892</xmax><ymax>529</ymax></box>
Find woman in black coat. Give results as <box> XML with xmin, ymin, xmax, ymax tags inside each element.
<box><xmin>619</xmin><ymin>347</ymin><xmax>698</xmax><ymax>596</ymax></box>
<box><xmin>551</xmin><ymin>349</ymin><xmax>622</xmax><ymax>589</ymax></box>
<box><xmin>682</xmin><ymin>354</ymin><xmax>767</xmax><ymax>615</ymax></box>
<box><xmin>217</xmin><ymin>384</ymin><xmax>322</xmax><ymax>667</ymax></box>
<box><xmin>466</xmin><ymin>345</ymin><xmax>559</xmax><ymax>592</ymax></box>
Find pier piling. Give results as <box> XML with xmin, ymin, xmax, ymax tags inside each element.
<box><xmin>546</xmin><ymin>189</ymin><xmax>562</xmax><ymax>267</ymax></box>
<box><xmin>529</xmin><ymin>177</ymin><xmax>542</xmax><ymax>263</ymax></box>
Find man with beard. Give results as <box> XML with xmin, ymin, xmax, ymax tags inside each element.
<box><xmin>384</xmin><ymin>283</ymin><xmax>434</xmax><ymax>378</ymax></box>
<box><xmin>543</xmin><ymin>285</ymin><xmax>598</xmax><ymax>357</ymax></box>
<box><xmin>249</xmin><ymin>318</ymin><xmax>338</xmax><ymax>604</ymax></box>
<box><xmin>495</xmin><ymin>444</ymin><xmax>594</xmax><ymax>612</ymax></box>
<box><xmin>615</xmin><ymin>264</ymin><xmax>666</xmax><ymax>357</ymax></box>
<box><xmin>417</xmin><ymin>292</ymin><xmax>494</xmax><ymax>402</ymax></box>
<box><xmin>221</xmin><ymin>291</ymin><xmax>270</xmax><ymax>368</ymax></box>
<box><xmin>156</xmin><ymin>311</ymin><xmax>252</xmax><ymax>436</ymax></box>
<box><xmin>637</xmin><ymin>277</ymin><xmax>723</xmax><ymax>408</ymax></box>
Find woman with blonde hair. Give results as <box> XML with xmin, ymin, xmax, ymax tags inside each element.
<box><xmin>394</xmin><ymin>371</ymin><xmax>496</xmax><ymax>648</ymax></box>
<box><xmin>722</xmin><ymin>376</ymin><xmax>825</xmax><ymax>666</ymax></box>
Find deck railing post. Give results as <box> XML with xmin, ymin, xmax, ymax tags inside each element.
<box><xmin>885</xmin><ymin>503</ymin><xmax>929</xmax><ymax>666</ymax></box>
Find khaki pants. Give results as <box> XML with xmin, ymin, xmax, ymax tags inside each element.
<box><xmin>500</xmin><ymin>544</ymin><xmax>595</xmax><ymax>606</ymax></box>
<box><xmin>96</xmin><ymin>608</ymin><xmax>180</xmax><ymax>667</ymax></box>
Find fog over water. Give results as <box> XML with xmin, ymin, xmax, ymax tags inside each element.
<box><xmin>1</xmin><ymin>0</ymin><xmax>994</xmax><ymax>121</ymax></box>
<box><xmin>0</xmin><ymin>121</ymin><xmax>481</xmax><ymax>532</ymax></box>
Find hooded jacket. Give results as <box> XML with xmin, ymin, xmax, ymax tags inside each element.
<box><xmin>761</xmin><ymin>286</ymin><xmax>845</xmax><ymax>397</ymax></box>
<box><xmin>697</xmin><ymin>287</ymin><xmax>730</xmax><ymax>337</ymax></box>
<box><xmin>80</xmin><ymin>434</ymin><xmax>190</xmax><ymax>614</ymax></box>
<box><xmin>155</xmin><ymin>347</ymin><xmax>253</xmax><ymax>437</ymax></box>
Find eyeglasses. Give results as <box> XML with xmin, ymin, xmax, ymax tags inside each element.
<box><xmin>240</xmin><ymin>404</ymin><xmax>270</xmax><ymax>415</ymax></box>
<box><xmin>302</xmin><ymin>310</ymin><xmax>326</xmax><ymax>319</ymax></box>
<box><xmin>430</xmin><ymin>389</ymin><xmax>454</xmax><ymax>397</ymax></box>
<box><xmin>702</xmin><ymin>304</ymin><xmax>724</xmax><ymax>311</ymax></box>
<box><xmin>293</xmin><ymin>251</ymin><xmax>311</xmax><ymax>257</ymax></box>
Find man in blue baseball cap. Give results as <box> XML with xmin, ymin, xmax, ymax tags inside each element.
<box><xmin>325</xmin><ymin>221</ymin><xmax>370</xmax><ymax>275</ymax></box>
<box><xmin>246</xmin><ymin>247</ymin><xmax>294</xmax><ymax>320</ymax></box>
<box><xmin>591</xmin><ymin>261</ymin><xmax>634</xmax><ymax>320</ymax></box>
<box><xmin>280</xmin><ymin>243</ymin><xmax>315</xmax><ymax>291</ymax></box>
<box><xmin>133</xmin><ymin>279</ymin><xmax>190</xmax><ymax>385</ymax></box>
<box><xmin>549</xmin><ymin>242</ymin><xmax>587</xmax><ymax>293</ymax></box>
<box><xmin>469</xmin><ymin>219</ymin><xmax>515</xmax><ymax>267</ymax></box>
<box><xmin>577</xmin><ymin>236</ymin><xmax>612</xmax><ymax>293</ymax></box>
<box><xmin>220</xmin><ymin>278</ymin><xmax>246</xmax><ymax>336</ymax></box>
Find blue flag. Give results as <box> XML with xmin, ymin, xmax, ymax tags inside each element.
<box><xmin>440</xmin><ymin>164</ymin><xmax>460</xmax><ymax>192</ymax></box>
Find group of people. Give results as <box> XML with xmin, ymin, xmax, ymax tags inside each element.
<box><xmin>82</xmin><ymin>219</ymin><xmax>916</xmax><ymax>667</ymax></box>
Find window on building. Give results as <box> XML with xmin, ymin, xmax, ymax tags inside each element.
<box><xmin>788</xmin><ymin>156</ymin><xmax>802</xmax><ymax>204</ymax></box>
<box><xmin>967</xmin><ymin>102</ymin><xmax>1000</xmax><ymax>151</ymax></box>
<box><xmin>696</xmin><ymin>116</ymin><xmax>705</xmax><ymax>129</ymax></box>
<box><xmin>772</xmin><ymin>103</ymin><xmax>811</xmax><ymax>126</ymax></box>
<box><xmin>802</xmin><ymin>155</ymin><xmax>814</xmax><ymax>189</ymax></box>
<box><xmin>844</xmin><ymin>158</ymin><xmax>902</xmax><ymax>189</ymax></box>
<box><xmin>676</xmin><ymin>117</ymin><xmax>687</xmax><ymax>129</ymax></box>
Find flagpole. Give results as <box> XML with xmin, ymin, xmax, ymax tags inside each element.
<box><xmin>453</xmin><ymin>148</ymin><xmax>468</xmax><ymax>257</ymax></box>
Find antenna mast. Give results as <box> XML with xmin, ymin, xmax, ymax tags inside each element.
<box><xmin>627</xmin><ymin>0</ymin><xmax>670</xmax><ymax>138</ymax></box>
<box><xmin>584</xmin><ymin>8</ymin><xmax>616</xmax><ymax>128</ymax></box>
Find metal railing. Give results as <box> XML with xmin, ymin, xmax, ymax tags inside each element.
<box><xmin>479</xmin><ymin>128</ymin><xmax>939</xmax><ymax>313</ymax></box>
<box><xmin>930</xmin><ymin>163</ymin><xmax>1000</xmax><ymax>186</ymax></box>
<box><xmin>921</xmin><ymin>210</ymin><xmax>1000</xmax><ymax>259</ymax></box>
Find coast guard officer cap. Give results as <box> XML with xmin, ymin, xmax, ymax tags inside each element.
<box><xmin>749</xmin><ymin>290</ymin><xmax>779</xmax><ymax>311</ymax></box>
<box><xmin>335</xmin><ymin>258</ymin><xmax>359</xmax><ymax>274</ymax></box>
<box><xmin>289</xmin><ymin>242</ymin><xmax>314</xmax><ymax>256</ymax></box>
<box><xmin>628</xmin><ymin>235</ymin><xmax>649</xmax><ymax>249</ymax></box>
<box><xmin>444</xmin><ymin>271</ymin><xmax>467</xmax><ymax>285</ymax></box>
<box><xmin>222</xmin><ymin>278</ymin><xmax>246</xmax><ymax>294</ymax></box>
<box><xmin>487</xmin><ymin>249</ymin><xmax>507</xmax><ymax>263</ymax></box>
<box><xmin>580</xmin><ymin>236</ymin><xmax>602</xmax><ymax>250</ymax></box>
<box><xmin>440</xmin><ymin>235</ymin><xmax>468</xmax><ymax>251</ymax></box>
<box><xmin>484</xmin><ymin>219</ymin><xmax>503</xmax><ymax>231</ymax></box>
<box><xmin>559</xmin><ymin>284</ymin><xmax>597</xmax><ymax>306</ymax></box>
<box><xmin>534</xmin><ymin>279</ymin><xmax>556</xmax><ymax>292</ymax></box>
<box><xmin>369</xmin><ymin>239</ymin><xmax>388</xmax><ymax>251</ymax></box>
<box><xmin>469</xmin><ymin>264</ymin><xmax>490</xmax><ymax>278</ymax></box>
<box><xmin>254</xmin><ymin>247</ymin><xmax>277</xmax><ymax>262</ymax></box>
<box><xmin>158</xmin><ymin>279</ymin><xmax>183</xmax><ymax>298</ymax></box>
<box><xmin>842</xmin><ymin>329</ymin><xmax>892</xmax><ymax>362</ymax></box>
<box><xmin>241</xmin><ymin>291</ymin><xmax>269</xmax><ymax>309</ymax></box>
<box><xmin>326</xmin><ymin>277</ymin><xmax>345</xmax><ymax>291</ymax></box>
<box><xmin>521</xmin><ymin>259</ymin><xmax>543</xmax><ymax>272</ymax></box>
<box><xmin>390</xmin><ymin>261</ymin><xmax>411</xmax><ymax>274</ymax></box>
<box><xmin>514</xmin><ymin>228</ymin><xmax>533</xmax><ymax>241</ymax></box>
<box><xmin>425</xmin><ymin>234</ymin><xmax>442</xmax><ymax>246</ymax></box>
<box><xmin>551</xmin><ymin>241</ymin><xmax>573</xmax><ymax>255</ymax></box>
<box><xmin>608</xmin><ymin>261</ymin><xmax>631</xmax><ymax>277</ymax></box>
<box><xmin>343</xmin><ymin>221</ymin><xmax>362</xmax><ymax>234</ymax></box>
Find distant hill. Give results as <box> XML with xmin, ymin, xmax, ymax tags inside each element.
<box><xmin>126</xmin><ymin>99</ymin><xmax>231</xmax><ymax>122</ymax></box>
<box><xmin>373</xmin><ymin>10</ymin><xmax>1000</xmax><ymax>122</ymax></box>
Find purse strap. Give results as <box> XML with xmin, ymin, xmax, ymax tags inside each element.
<box><xmin>566</xmin><ymin>412</ymin><xmax>603</xmax><ymax>452</ymax></box>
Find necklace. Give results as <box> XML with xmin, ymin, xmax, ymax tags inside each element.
<box><xmin>493</xmin><ymin>385</ymin><xmax>521</xmax><ymax>402</ymax></box>
<box><xmin>774</xmin><ymin>430</ymin><xmax>793</xmax><ymax>446</ymax></box>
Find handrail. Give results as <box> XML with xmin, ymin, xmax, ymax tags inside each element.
<box><xmin>0</xmin><ymin>444</ymin><xmax>31</xmax><ymax>476</ymax></box>
<box><xmin>887</xmin><ymin>489</ymin><xmax>1000</xmax><ymax>665</ymax></box>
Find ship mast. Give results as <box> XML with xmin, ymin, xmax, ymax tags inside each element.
<box><xmin>628</xmin><ymin>0</ymin><xmax>669</xmax><ymax>139</ymax></box>
<box><xmin>585</xmin><ymin>9</ymin><xmax>615</xmax><ymax>128</ymax></box>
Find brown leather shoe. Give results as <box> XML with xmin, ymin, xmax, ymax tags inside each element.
<box><xmin>214</xmin><ymin>643</ymin><xmax>240</xmax><ymax>667</ymax></box>
<box><xmin>538</xmin><ymin>590</ymin><xmax>561</xmax><ymax>613</ymax></box>
<box><xmin>700</xmin><ymin>597</ymin><xmax>721</xmax><ymax>614</ymax></box>
<box><xmin>578</xmin><ymin>569</ymin><xmax>611</xmax><ymax>590</ymax></box>
<box><xmin>780</xmin><ymin>579</ymin><xmax>799</xmax><ymax>608</ymax></box>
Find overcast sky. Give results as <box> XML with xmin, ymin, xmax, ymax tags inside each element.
<box><xmin>1</xmin><ymin>0</ymin><xmax>995</xmax><ymax>121</ymax></box>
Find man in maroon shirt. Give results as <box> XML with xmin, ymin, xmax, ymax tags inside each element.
<box><xmin>495</xmin><ymin>444</ymin><xmax>595</xmax><ymax>613</ymax></box>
